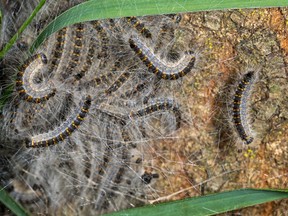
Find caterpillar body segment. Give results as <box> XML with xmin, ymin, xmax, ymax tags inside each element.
<box><xmin>26</xmin><ymin>95</ymin><xmax>91</xmax><ymax>148</ymax></box>
<box><xmin>232</xmin><ymin>71</ymin><xmax>257</xmax><ymax>144</ymax></box>
<box><xmin>129</xmin><ymin>37</ymin><xmax>196</xmax><ymax>80</ymax></box>
<box><xmin>15</xmin><ymin>53</ymin><xmax>56</xmax><ymax>103</ymax></box>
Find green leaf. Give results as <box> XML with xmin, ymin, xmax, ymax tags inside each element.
<box><xmin>0</xmin><ymin>0</ymin><xmax>46</xmax><ymax>58</ymax></box>
<box><xmin>0</xmin><ymin>187</ymin><xmax>30</xmax><ymax>216</ymax></box>
<box><xmin>105</xmin><ymin>189</ymin><xmax>288</xmax><ymax>216</ymax></box>
<box><xmin>30</xmin><ymin>0</ymin><xmax>288</xmax><ymax>52</ymax></box>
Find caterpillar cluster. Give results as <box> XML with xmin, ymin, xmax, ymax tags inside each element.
<box><xmin>0</xmin><ymin>1</ymin><xmax>267</xmax><ymax>216</ymax></box>
<box><xmin>0</xmin><ymin>1</ymin><xmax>200</xmax><ymax>215</ymax></box>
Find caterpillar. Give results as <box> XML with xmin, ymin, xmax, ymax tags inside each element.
<box><xmin>105</xmin><ymin>71</ymin><xmax>131</xmax><ymax>95</ymax></box>
<box><xmin>232</xmin><ymin>71</ymin><xmax>256</xmax><ymax>144</ymax></box>
<box><xmin>102</xmin><ymin>111</ymin><xmax>127</xmax><ymax>126</ymax></box>
<box><xmin>165</xmin><ymin>14</ymin><xmax>182</xmax><ymax>24</ymax></box>
<box><xmin>47</xmin><ymin>27</ymin><xmax>67</xmax><ymax>74</ymax></box>
<box><xmin>85</xmin><ymin>121</ymin><xmax>134</xmax><ymax>211</ymax></box>
<box><xmin>91</xmin><ymin>20</ymin><xmax>109</xmax><ymax>59</ymax></box>
<box><xmin>61</xmin><ymin>23</ymin><xmax>85</xmax><ymax>80</ymax></box>
<box><xmin>93</xmin><ymin>72</ymin><xmax>114</xmax><ymax>86</ymax></box>
<box><xmin>1</xmin><ymin>7</ymin><xmax>199</xmax><ymax>215</ymax></box>
<box><xmin>121</xmin><ymin>79</ymin><xmax>150</xmax><ymax>98</ymax></box>
<box><xmin>25</xmin><ymin>95</ymin><xmax>91</xmax><ymax>148</ymax></box>
<box><xmin>129</xmin><ymin>98</ymin><xmax>181</xmax><ymax>129</ymax></box>
<box><xmin>153</xmin><ymin>15</ymin><xmax>181</xmax><ymax>55</ymax></box>
<box><xmin>125</xmin><ymin>16</ymin><xmax>152</xmax><ymax>38</ymax></box>
<box><xmin>129</xmin><ymin>37</ymin><xmax>196</xmax><ymax>80</ymax></box>
<box><xmin>74</xmin><ymin>37</ymin><xmax>97</xmax><ymax>80</ymax></box>
<box><xmin>87</xmin><ymin>57</ymin><xmax>126</xmax><ymax>88</ymax></box>
<box><xmin>15</xmin><ymin>53</ymin><xmax>56</xmax><ymax>103</ymax></box>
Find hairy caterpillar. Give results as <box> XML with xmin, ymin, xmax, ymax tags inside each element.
<box><xmin>74</xmin><ymin>37</ymin><xmax>97</xmax><ymax>80</ymax></box>
<box><xmin>1</xmin><ymin>2</ymin><xmax>287</xmax><ymax>216</ymax></box>
<box><xmin>15</xmin><ymin>53</ymin><xmax>56</xmax><ymax>103</ymax></box>
<box><xmin>129</xmin><ymin>37</ymin><xmax>196</xmax><ymax>80</ymax></box>
<box><xmin>47</xmin><ymin>28</ymin><xmax>67</xmax><ymax>74</ymax></box>
<box><xmin>232</xmin><ymin>71</ymin><xmax>257</xmax><ymax>144</ymax></box>
<box><xmin>91</xmin><ymin>20</ymin><xmax>109</xmax><ymax>59</ymax></box>
<box><xmin>0</xmin><ymin>3</ymin><xmax>198</xmax><ymax>214</ymax></box>
<box><xmin>121</xmin><ymin>78</ymin><xmax>151</xmax><ymax>99</ymax></box>
<box><xmin>125</xmin><ymin>16</ymin><xmax>152</xmax><ymax>38</ymax></box>
<box><xmin>61</xmin><ymin>23</ymin><xmax>85</xmax><ymax>80</ymax></box>
<box><xmin>105</xmin><ymin>71</ymin><xmax>131</xmax><ymax>95</ymax></box>
<box><xmin>129</xmin><ymin>98</ymin><xmax>181</xmax><ymax>129</ymax></box>
<box><xmin>25</xmin><ymin>95</ymin><xmax>91</xmax><ymax>148</ymax></box>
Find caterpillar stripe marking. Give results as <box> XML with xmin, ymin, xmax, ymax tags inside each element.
<box><xmin>92</xmin><ymin>123</ymin><xmax>115</xmax><ymax>178</ymax></box>
<box><xmin>165</xmin><ymin>14</ymin><xmax>182</xmax><ymax>24</ymax></box>
<box><xmin>105</xmin><ymin>125</ymin><xmax>128</xmax><ymax>185</ymax></box>
<box><xmin>125</xmin><ymin>17</ymin><xmax>152</xmax><ymax>38</ymax></box>
<box><xmin>105</xmin><ymin>71</ymin><xmax>131</xmax><ymax>95</ymax></box>
<box><xmin>97</xmin><ymin>109</ymin><xmax>128</xmax><ymax>126</ymax></box>
<box><xmin>129</xmin><ymin>98</ymin><xmax>181</xmax><ymax>129</ymax></box>
<box><xmin>232</xmin><ymin>71</ymin><xmax>256</xmax><ymax>144</ymax></box>
<box><xmin>25</xmin><ymin>95</ymin><xmax>91</xmax><ymax>148</ymax></box>
<box><xmin>74</xmin><ymin>37</ymin><xmax>97</xmax><ymax>80</ymax></box>
<box><xmin>61</xmin><ymin>24</ymin><xmax>84</xmax><ymax>80</ymax></box>
<box><xmin>91</xmin><ymin>20</ymin><xmax>109</xmax><ymax>59</ymax></box>
<box><xmin>87</xmin><ymin>58</ymin><xmax>124</xmax><ymax>87</ymax></box>
<box><xmin>121</xmin><ymin>79</ymin><xmax>150</xmax><ymax>98</ymax></box>
<box><xmin>142</xmin><ymin>77</ymin><xmax>161</xmax><ymax>104</ymax></box>
<box><xmin>129</xmin><ymin>37</ymin><xmax>196</xmax><ymax>80</ymax></box>
<box><xmin>48</xmin><ymin>27</ymin><xmax>67</xmax><ymax>73</ymax></box>
<box><xmin>84</xmin><ymin>72</ymin><xmax>114</xmax><ymax>88</ymax></box>
<box><xmin>15</xmin><ymin>53</ymin><xmax>56</xmax><ymax>103</ymax></box>
<box><xmin>90</xmin><ymin>123</ymin><xmax>131</xmax><ymax>211</ymax></box>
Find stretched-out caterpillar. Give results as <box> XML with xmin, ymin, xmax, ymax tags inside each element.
<box><xmin>25</xmin><ymin>95</ymin><xmax>91</xmax><ymax>148</ymax></box>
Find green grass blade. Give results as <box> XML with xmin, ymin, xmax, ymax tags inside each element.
<box><xmin>30</xmin><ymin>0</ymin><xmax>288</xmax><ymax>52</ymax></box>
<box><xmin>0</xmin><ymin>0</ymin><xmax>46</xmax><ymax>58</ymax></box>
<box><xmin>0</xmin><ymin>187</ymin><xmax>30</xmax><ymax>216</ymax></box>
<box><xmin>106</xmin><ymin>189</ymin><xmax>288</xmax><ymax>216</ymax></box>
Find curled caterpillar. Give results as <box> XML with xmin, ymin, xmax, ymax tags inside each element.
<box><xmin>232</xmin><ymin>71</ymin><xmax>256</xmax><ymax>144</ymax></box>
<box><xmin>129</xmin><ymin>37</ymin><xmax>196</xmax><ymax>80</ymax></box>
<box><xmin>25</xmin><ymin>95</ymin><xmax>91</xmax><ymax>148</ymax></box>
<box><xmin>15</xmin><ymin>53</ymin><xmax>56</xmax><ymax>103</ymax></box>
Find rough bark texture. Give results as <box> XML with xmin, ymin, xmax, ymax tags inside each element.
<box><xmin>150</xmin><ymin>8</ymin><xmax>288</xmax><ymax>216</ymax></box>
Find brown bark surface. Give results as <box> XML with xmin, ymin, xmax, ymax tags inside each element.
<box><xmin>148</xmin><ymin>8</ymin><xmax>288</xmax><ymax>215</ymax></box>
